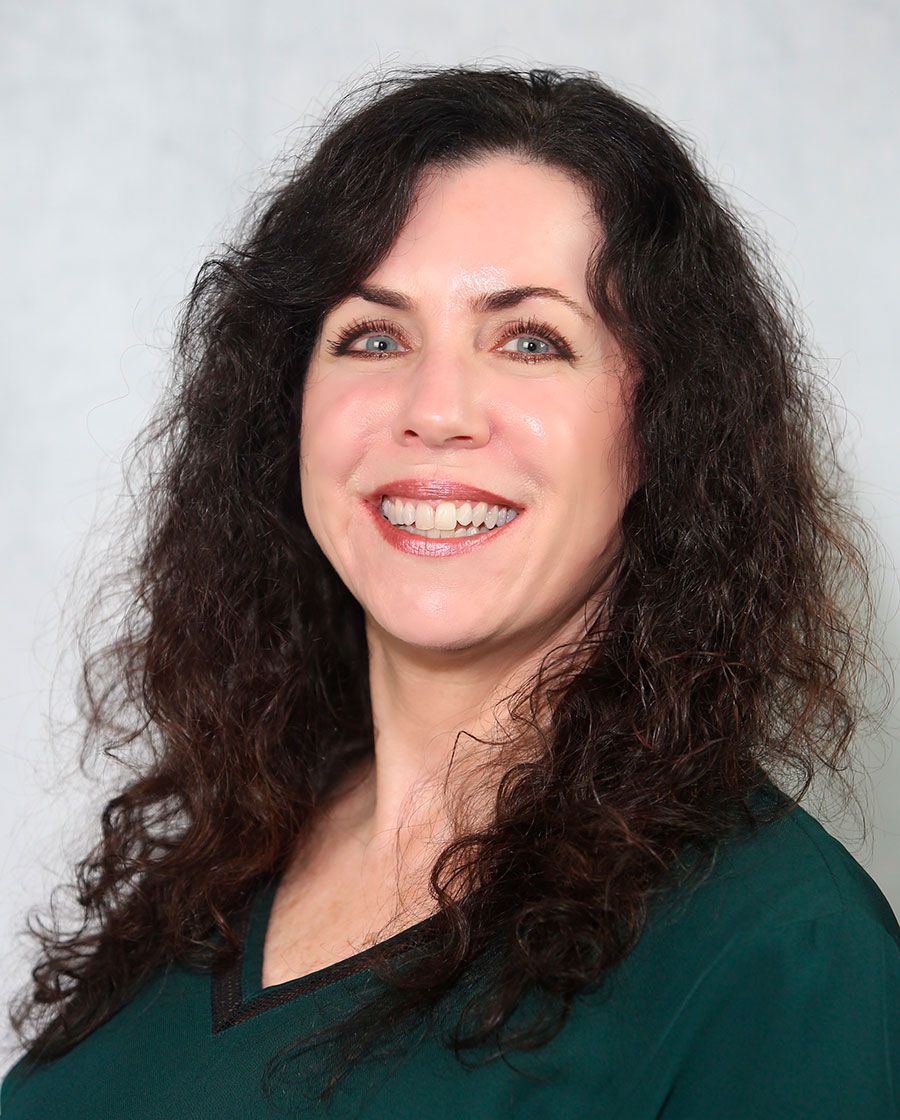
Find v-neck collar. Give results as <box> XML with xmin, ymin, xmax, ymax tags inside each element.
<box><xmin>210</xmin><ymin>872</ymin><xmax>442</xmax><ymax>1034</ymax></box>
<box><xmin>210</xmin><ymin>777</ymin><xmax>785</xmax><ymax>1034</ymax></box>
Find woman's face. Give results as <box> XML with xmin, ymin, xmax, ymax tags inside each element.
<box><xmin>300</xmin><ymin>154</ymin><xmax>634</xmax><ymax>657</ymax></box>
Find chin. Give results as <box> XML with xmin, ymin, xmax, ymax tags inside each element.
<box><xmin>367</xmin><ymin>614</ymin><xmax>498</xmax><ymax>653</ymax></box>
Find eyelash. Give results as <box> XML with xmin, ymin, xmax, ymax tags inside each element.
<box><xmin>324</xmin><ymin>316</ymin><xmax>577</xmax><ymax>364</ymax></box>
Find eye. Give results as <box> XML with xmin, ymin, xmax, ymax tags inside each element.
<box><xmin>324</xmin><ymin>317</ymin><xmax>407</xmax><ymax>358</ymax></box>
<box><xmin>495</xmin><ymin>317</ymin><xmax>577</xmax><ymax>364</ymax></box>
<box><xmin>324</xmin><ymin>315</ymin><xmax>577</xmax><ymax>364</ymax></box>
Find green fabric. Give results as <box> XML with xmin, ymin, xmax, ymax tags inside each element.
<box><xmin>3</xmin><ymin>780</ymin><xmax>899</xmax><ymax>1118</ymax></box>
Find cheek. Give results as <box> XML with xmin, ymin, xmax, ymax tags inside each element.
<box><xmin>300</xmin><ymin>374</ymin><xmax>373</xmax><ymax>498</ymax></box>
<box><xmin>534</xmin><ymin>376</ymin><xmax>630</xmax><ymax>473</ymax></box>
<box><xmin>580</xmin><ymin>374</ymin><xmax>632</xmax><ymax>481</ymax></box>
<box><xmin>553</xmin><ymin>384</ymin><xmax>634</xmax><ymax>546</ymax></box>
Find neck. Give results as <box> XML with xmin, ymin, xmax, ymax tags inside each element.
<box><xmin>345</xmin><ymin>600</ymin><xmax>598</xmax><ymax>853</ymax></box>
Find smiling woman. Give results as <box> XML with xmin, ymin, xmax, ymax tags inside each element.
<box><xmin>2</xmin><ymin>64</ymin><xmax>899</xmax><ymax>1119</ymax></box>
<box><xmin>300</xmin><ymin>154</ymin><xmax>632</xmax><ymax>608</ymax></box>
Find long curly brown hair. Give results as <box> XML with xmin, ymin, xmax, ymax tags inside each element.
<box><xmin>6</xmin><ymin>63</ymin><xmax>892</xmax><ymax>1107</ymax></box>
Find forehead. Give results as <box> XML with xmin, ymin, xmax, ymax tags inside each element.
<box><xmin>360</xmin><ymin>156</ymin><xmax>602</xmax><ymax>310</ymax></box>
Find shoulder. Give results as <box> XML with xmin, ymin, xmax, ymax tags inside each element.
<box><xmin>595</xmin><ymin>781</ymin><xmax>900</xmax><ymax>1118</ymax></box>
<box><xmin>657</xmin><ymin>778</ymin><xmax>899</xmax><ymax>944</ymax></box>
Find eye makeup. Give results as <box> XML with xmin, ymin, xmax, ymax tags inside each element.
<box><xmin>324</xmin><ymin>315</ymin><xmax>578</xmax><ymax>364</ymax></box>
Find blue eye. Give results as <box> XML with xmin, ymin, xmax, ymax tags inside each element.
<box><xmin>325</xmin><ymin>315</ymin><xmax>577</xmax><ymax>364</ymax></box>
<box><xmin>499</xmin><ymin>335</ymin><xmax>552</xmax><ymax>356</ymax></box>
<box><xmin>359</xmin><ymin>334</ymin><xmax>403</xmax><ymax>353</ymax></box>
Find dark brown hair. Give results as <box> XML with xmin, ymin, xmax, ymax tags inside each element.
<box><xmin>7</xmin><ymin>63</ymin><xmax>891</xmax><ymax>1106</ymax></box>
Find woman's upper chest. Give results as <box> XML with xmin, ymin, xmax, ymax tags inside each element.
<box><xmin>259</xmin><ymin>830</ymin><xmax>438</xmax><ymax>989</ymax></box>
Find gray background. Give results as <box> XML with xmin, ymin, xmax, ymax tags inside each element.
<box><xmin>2</xmin><ymin>0</ymin><xmax>899</xmax><ymax>1059</ymax></box>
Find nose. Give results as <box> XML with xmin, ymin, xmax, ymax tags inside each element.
<box><xmin>391</xmin><ymin>349</ymin><xmax>491</xmax><ymax>451</ymax></box>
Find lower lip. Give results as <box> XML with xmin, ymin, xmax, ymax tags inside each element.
<box><xmin>365</xmin><ymin>499</ymin><xmax>523</xmax><ymax>557</ymax></box>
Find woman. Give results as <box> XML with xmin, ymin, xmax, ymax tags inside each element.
<box><xmin>2</xmin><ymin>64</ymin><xmax>898</xmax><ymax>1117</ymax></box>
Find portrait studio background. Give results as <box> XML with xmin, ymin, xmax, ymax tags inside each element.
<box><xmin>2</xmin><ymin>0</ymin><xmax>899</xmax><ymax>1057</ymax></box>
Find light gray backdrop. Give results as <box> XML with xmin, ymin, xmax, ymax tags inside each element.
<box><xmin>2</xmin><ymin>0</ymin><xmax>899</xmax><ymax>1060</ymax></box>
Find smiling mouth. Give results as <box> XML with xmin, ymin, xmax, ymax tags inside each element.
<box><xmin>366</xmin><ymin>494</ymin><xmax>524</xmax><ymax>555</ymax></box>
<box><xmin>377</xmin><ymin>495</ymin><xmax>520</xmax><ymax>538</ymax></box>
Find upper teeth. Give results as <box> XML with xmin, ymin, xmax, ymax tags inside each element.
<box><xmin>380</xmin><ymin>495</ymin><xmax>518</xmax><ymax>531</ymax></box>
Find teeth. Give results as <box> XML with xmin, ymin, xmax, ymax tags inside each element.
<box><xmin>379</xmin><ymin>495</ymin><xmax>519</xmax><ymax>537</ymax></box>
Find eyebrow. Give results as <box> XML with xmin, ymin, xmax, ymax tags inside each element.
<box><xmin>345</xmin><ymin>283</ymin><xmax>594</xmax><ymax>326</ymax></box>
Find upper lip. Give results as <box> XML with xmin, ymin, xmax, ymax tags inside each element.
<box><xmin>367</xmin><ymin>478</ymin><xmax>524</xmax><ymax>510</ymax></box>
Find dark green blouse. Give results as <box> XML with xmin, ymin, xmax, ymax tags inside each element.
<box><xmin>2</xmin><ymin>780</ymin><xmax>899</xmax><ymax>1118</ymax></box>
